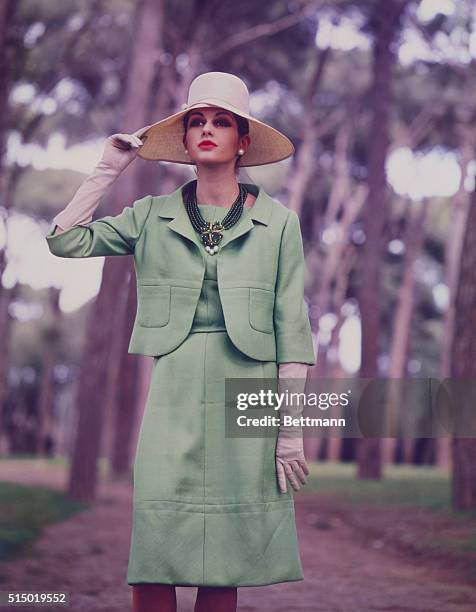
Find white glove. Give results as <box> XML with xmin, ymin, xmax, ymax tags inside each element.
<box><xmin>275</xmin><ymin>435</ymin><xmax>309</xmax><ymax>494</ymax></box>
<box><xmin>52</xmin><ymin>125</ymin><xmax>151</xmax><ymax>232</ymax></box>
<box><xmin>276</xmin><ymin>362</ymin><xmax>310</xmax><ymax>493</ymax></box>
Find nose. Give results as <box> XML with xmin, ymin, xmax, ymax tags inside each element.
<box><xmin>201</xmin><ymin>120</ymin><xmax>214</xmax><ymax>135</ymax></box>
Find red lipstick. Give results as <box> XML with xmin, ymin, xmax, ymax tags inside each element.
<box><xmin>199</xmin><ymin>140</ymin><xmax>217</xmax><ymax>148</ymax></box>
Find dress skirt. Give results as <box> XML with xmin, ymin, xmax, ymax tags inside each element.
<box><xmin>126</xmin><ymin>204</ymin><xmax>304</xmax><ymax>587</ymax></box>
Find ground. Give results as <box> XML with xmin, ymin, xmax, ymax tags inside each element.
<box><xmin>0</xmin><ymin>461</ymin><xmax>475</xmax><ymax>612</ymax></box>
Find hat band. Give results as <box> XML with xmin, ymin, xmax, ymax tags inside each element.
<box><xmin>183</xmin><ymin>97</ymin><xmax>251</xmax><ymax>117</ymax></box>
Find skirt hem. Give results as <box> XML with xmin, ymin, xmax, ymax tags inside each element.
<box><xmin>126</xmin><ymin>575</ymin><xmax>305</xmax><ymax>588</ymax></box>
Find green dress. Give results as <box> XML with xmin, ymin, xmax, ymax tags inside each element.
<box><xmin>126</xmin><ymin>203</ymin><xmax>304</xmax><ymax>587</ymax></box>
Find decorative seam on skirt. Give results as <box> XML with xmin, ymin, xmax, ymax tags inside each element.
<box><xmin>132</xmin><ymin>506</ymin><xmax>294</xmax><ymax>515</ymax></box>
<box><xmin>133</xmin><ymin>498</ymin><xmax>293</xmax><ymax>506</ymax></box>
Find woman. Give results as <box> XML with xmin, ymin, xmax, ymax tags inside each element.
<box><xmin>46</xmin><ymin>71</ymin><xmax>316</xmax><ymax>612</ymax></box>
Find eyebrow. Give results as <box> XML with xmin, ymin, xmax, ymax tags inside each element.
<box><xmin>188</xmin><ymin>111</ymin><xmax>233</xmax><ymax>119</ymax></box>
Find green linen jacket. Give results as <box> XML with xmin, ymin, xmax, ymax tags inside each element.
<box><xmin>45</xmin><ymin>179</ymin><xmax>316</xmax><ymax>365</ymax></box>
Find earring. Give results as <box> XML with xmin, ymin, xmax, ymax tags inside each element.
<box><xmin>238</xmin><ymin>148</ymin><xmax>244</xmax><ymax>155</ymax></box>
<box><xmin>185</xmin><ymin>149</ymin><xmax>189</xmax><ymax>154</ymax></box>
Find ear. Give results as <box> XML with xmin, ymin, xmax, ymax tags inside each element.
<box><xmin>240</xmin><ymin>134</ymin><xmax>251</xmax><ymax>152</ymax></box>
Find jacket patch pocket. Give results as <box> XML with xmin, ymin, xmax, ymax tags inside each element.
<box><xmin>137</xmin><ymin>284</ymin><xmax>171</xmax><ymax>327</ymax></box>
<box><xmin>249</xmin><ymin>287</ymin><xmax>274</xmax><ymax>334</ymax></box>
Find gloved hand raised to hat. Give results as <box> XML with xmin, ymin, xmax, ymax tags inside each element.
<box><xmin>101</xmin><ymin>125</ymin><xmax>151</xmax><ymax>173</ymax></box>
<box><xmin>51</xmin><ymin>125</ymin><xmax>151</xmax><ymax>234</ymax></box>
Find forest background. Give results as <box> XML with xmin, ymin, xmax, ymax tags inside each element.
<box><xmin>0</xmin><ymin>2</ymin><xmax>476</xmax><ymax>604</ymax></box>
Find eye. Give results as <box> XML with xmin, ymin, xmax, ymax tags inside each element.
<box><xmin>188</xmin><ymin>117</ymin><xmax>231</xmax><ymax>127</ymax></box>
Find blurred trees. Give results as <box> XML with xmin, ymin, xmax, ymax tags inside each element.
<box><xmin>0</xmin><ymin>0</ymin><xmax>475</xmax><ymax>508</ymax></box>
<box><xmin>0</xmin><ymin>0</ymin><xmax>17</xmax><ymax>454</ymax></box>
<box><xmin>451</xmin><ymin>163</ymin><xmax>476</xmax><ymax>511</ymax></box>
<box><xmin>356</xmin><ymin>0</ymin><xmax>410</xmax><ymax>480</ymax></box>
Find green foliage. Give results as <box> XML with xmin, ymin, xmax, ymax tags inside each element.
<box><xmin>302</xmin><ymin>460</ymin><xmax>476</xmax><ymax>569</ymax></box>
<box><xmin>304</xmin><ymin>461</ymin><xmax>471</xmax><ymax>516</ymax></box>
<box><xmin>0</xmin><ymin>480</ymin><xmax>87</xmax><ymax>561</ymax></box>
<box><xmin>13</xmin><ymin>0</ymin><xmax>137</xmax><ymax>142</ymax></box>
<box><xmin>9</xmin><ymin>293</ymin><xmax>90</xmax><ymax>369</ymax></box>
<box><xmin>18</xmin><ymin>0</ymin><xmax>78</xmax><ymax>22</ymax></box>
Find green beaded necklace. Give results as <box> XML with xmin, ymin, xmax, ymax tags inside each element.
<box><xmin>183</xmin><ymin>180</ymin><xmax>248</xmax><ymax>255</ymax></box>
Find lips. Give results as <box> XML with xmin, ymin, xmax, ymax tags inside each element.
<box><xmin>199</xmin><ymin>140</ymin><xmax>217</xmax><ymax>148</ymax></box>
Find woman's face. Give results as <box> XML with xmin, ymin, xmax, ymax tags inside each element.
<box><xmin>183</xmin><ymin>106</ymin><xmax>250</xmax><ymax>167</ymax></box>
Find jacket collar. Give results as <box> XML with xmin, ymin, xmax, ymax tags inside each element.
<box><xmin>157</xmin><ymin>179</ymin><xmax>274</xmax><ymax>250</ymax></box>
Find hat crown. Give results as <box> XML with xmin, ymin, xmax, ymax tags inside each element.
<box><xmin>187</xmin><ymin>71</ymin><xmax>250</xmax><ymax>114</ymax></box>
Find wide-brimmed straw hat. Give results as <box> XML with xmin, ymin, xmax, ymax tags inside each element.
<box><xmin>138</xmin><ymin>71</ymin><xmax>295</xmax><ymax>167</ymax></box>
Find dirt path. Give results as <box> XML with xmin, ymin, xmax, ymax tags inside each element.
<box><xmin>0</xmin><ymin>462</ymin><xmax>475</xmax><ymax>611</ymax></box>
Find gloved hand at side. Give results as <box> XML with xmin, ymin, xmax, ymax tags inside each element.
<box><xmin>52</xmin><ymin>125</ymin><xmax>151</xmax><ymax>233</ymax></box>
<box><xmin>276</xmin><ymin>362</ymin><xmax>310</xmax><ymax>493</ymax></box>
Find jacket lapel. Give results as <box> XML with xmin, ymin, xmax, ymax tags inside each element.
<box><xmin>158</xmin><ymin>182</ymin><xmax>200</xmax><ymax>247</ymax></box>
<box><xmin>157</xmin><ymin>179</ymin><xmax>273</xmax><ymax>251</ymax></box>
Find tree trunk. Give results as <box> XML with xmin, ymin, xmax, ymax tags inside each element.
<box><xmin>0</xmin><ymin>0</ymin><xmax>20</xmax><ymax>451</ymax></box>
<box><xmin>382</xmin><ymin>199</ymin><xmax>427</xmax><ymax>465</ymax></box>
<box><xmin>450</xmin><ymin>175</ymin><xmax>476</xmax><ymax>511</ymax></box>
<box><xmin>287</xmin><ymin>46</ymin><xmax>330</xmax><ymax>216</ymax></box>
<box><xmin>101</xmin><ymin>268</ymin><xmax>130</xmax><ymax>466</ymax></box>
<box><xmin>36</xmin><ymin>288</ymin><xmax>61</xmax><ymax>456</ymax></box>
<box><xmin>437</xmin><ymin>130</ymin><xmax>475</xmax><ymax>470</ymax></box>
<box><xmin>0</xmin><ymin>0</ymin><xmax>14</xmax><ymax>168</ymax></box>
<box><xmin>357</xmin><ymin>0</ymin><xmax>408</xmax><ymax>480</ymax></box>
<box><xmin>110</xmin><ymin>264</ymin><xmax>141</xmax><ymax>477</ymax></box>
<box><xmin>0</xmin><ymin>165</ymin><xmax>22</xmax><ymax>454</ymax></box>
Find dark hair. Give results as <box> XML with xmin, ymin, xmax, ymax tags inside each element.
<box><xmin>182</xmin><ymin>110</ymin><xmax>249</xmax><ymax>172</ymax></box>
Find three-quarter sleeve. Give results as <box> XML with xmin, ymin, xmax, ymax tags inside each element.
<box><xmin>45</xmin><ymin>195</ymin><xmax>153</xmax><ymax>258</ymax></box>
<box><xmin>273</xmin><ymin>210</ymin><xmax>316</xmax><ymax>365</ymax></box>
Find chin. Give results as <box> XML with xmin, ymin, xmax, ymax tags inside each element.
<box><xmin>196</xmin><ymin>149</ymin><xmax>220</xmax><ymax>157</ymax></box>
<box><xmin>194</xmin><ymin>157</ymin><xmax>233</xmax><ymax>167</ymax></box>
<box><xmin>196</xmin><ymin>149</ymin><xmax>233</xmax><ymax>160</ymax></box>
